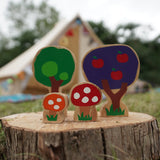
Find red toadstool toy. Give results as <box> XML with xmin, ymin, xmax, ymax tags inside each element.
<box><xmin>70</xmin><ymin>82</ymin><xmax>102</xmax><ymax>121</ymax></box>
<box><xmin>43</xmin><ymin>92</ymin><xmax>68</xmax><ymax>123</ymax></box>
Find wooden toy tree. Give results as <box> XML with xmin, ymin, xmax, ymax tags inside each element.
<box><xmin>33</xmin><ymin>46</ymin><xmax>75</xmax><ymax>123</ymax></box>
<box><xmin>33</xmin><ymin>46</ymin><xmax>75</xmax><ymax>92</ymax></box>
<box><xmin>70</xmin><ymin>82</ymin><xmax>102</xmax><ymax>121</ymax></box>
<box><xmin>83</xmin><ymin>44</ymin><xmax>140</xmax><ymax>117</ymax></box>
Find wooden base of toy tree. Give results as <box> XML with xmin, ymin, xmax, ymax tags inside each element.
<box><xmin>1</xmin><ymin>111</ymin><xmax>160</xmax><ymax>160</ymax></box>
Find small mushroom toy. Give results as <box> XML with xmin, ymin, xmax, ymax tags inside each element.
<box><xmin>43</xmin><ymin>92</ymin><xmax>68</xmax><ymax>123</ymax></box>
<box><xmin>70</xmin><ymin>82</ymin><xmax>102</xmax><ymax>121</ymax></box>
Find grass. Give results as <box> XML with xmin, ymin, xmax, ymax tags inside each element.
<box><xmin>123</xmin><ymin>90</ymin><xmax>160</xmax><ymax>124</ymax></box>
<box><xmin>0</xmin><ymin>90</ymin><xmax>160</xmax><ymax>158</ymax></box>
<box><xmin>46</xmin><ymin>114</ymin><xmax>58</xmax><ymax>121</ymax></box>
<box><xmin>105</xmin><ymin>104</ymin><xmax>125</xmax><ymax>116</ymax></box>
<box><xmin>0</xmin><ymin>99</ymin><xmax>43</xmax><ymax>118</ymax></box>
<box><xmin>78</xmin><ymin>112</ymin><xmax>92</xmax><ymax>121</ymax></box>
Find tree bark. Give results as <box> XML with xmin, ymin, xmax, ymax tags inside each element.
<box><xmin>1</xmin><ymin>111</ymin><xmax>160</xmax><ymax>160</ymax></box>
<box><xmin>49</xmin><ymin>76</ymin><xmax>63</xmax><ymax>92</ymax></box>
<box><xmin>101</xmin><ymin>80</ymin><xmax>128</xmax><ymax>111</ymax></box>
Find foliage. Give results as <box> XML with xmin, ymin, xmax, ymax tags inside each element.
<box><xmin>34</xmin><ymin>47</ymin><xmax>75</xmax><ymax>87</ymax></box>
<box><xmin>128</xmin><ymin>40</ymin><xmax>160</xmax><ymax>85</ymax></box>
<box><xmin>89</xmin><ymin>21</ymin><xmax>118</xmax><ymax>44</ymax></box>
<box><xmin>105</xmin><ymin>105</ymin><xmax>125</xmax><ymax>116</ymax></box>
<box><xmin>78</xmin><ymin>112</ymin><xmax>92</xmax><ymax>121</ymax></box>
<box><xmin>7</xmin><ymin>0</ymin><xmax>59</xmax><ymax>36</ymax></box>
<box><xmin>0</xmin><ymin>125</ymin><xmax>6</xmax><ymax>160</ymax></box>
<box><xmin>83</xmin><ymin>45</ymin><xmax>139</xmax><ymax>89</ymax></box>
<box><xmin>0</xmin><ymin>0</ymin><xmax>59</xmax><ymax>68</ymax></box>
<box><xmin>47</xmin><ymin>115</ymin><xmax>58</xmax><ymax>121</ymax></box>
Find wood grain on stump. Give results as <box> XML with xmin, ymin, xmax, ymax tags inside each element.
<box><xmin>1</xmin><ymin>111</ymin><xmax>160</xmax><ymax>160</ymax></box>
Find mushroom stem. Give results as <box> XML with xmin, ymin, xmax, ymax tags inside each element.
<box><xmin>90</xmin><ymin>106</ymin><xmax>97</xmax><ymax>121</ymax></box>
<box><xmin>79</xmin><ymin>106</ymin><xmax>91</xmax><ymax>116</ymax></box>
<box><xmin>49</xmin><ymin>110</ymin><xmax>57</xmax><ymax>117</ymax></box>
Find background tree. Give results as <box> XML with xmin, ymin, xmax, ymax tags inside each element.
<box><xmin>33</xmin><ymin>47</ymin><xmax>75</xmax><ymax>92</ymax></box>
<box><xmin>89</xmin><ymin>21</ymin><xmax>118</xmax><ymax>44</ymax></box>
<box><xmin>0</xmin><ymin>0</ymin><xmax>59</xmax><ymax>68</ymax></box>
<box><xmin>7</xmin><ymin>0</ymin><xmax>59</xmax><ymax>37</ymax></box>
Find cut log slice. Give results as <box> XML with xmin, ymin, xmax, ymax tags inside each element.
<box><xmin>1</xmin><ymin>111</ymin><xmax>160</xmax><ymax>160</ymax></box>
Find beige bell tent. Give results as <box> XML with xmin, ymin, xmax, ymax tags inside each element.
<box><xmin>0</xmin><ymin>15</ymin><xmax>103</xmax><ymax>95</ymax></box>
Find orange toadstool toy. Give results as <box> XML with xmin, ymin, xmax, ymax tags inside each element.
<box><xmin>43</xmin><ymin>93</ymin><xmax>68</xmax><ymax>123</ymax></box>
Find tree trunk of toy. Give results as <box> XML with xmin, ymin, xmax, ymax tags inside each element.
<box><xmin>1</xmin><ymin>111</ymin><xmax>160</xmax><ymax>160</ymax></box>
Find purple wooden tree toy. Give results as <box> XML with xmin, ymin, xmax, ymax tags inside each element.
<box><xmin>82</xmin><ymin>44</ymin><xmax>140</xmax><ymax>117</ymax></box>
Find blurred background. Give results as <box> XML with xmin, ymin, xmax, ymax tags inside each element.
<box><xmin>0</xmin><ymin>0</ymin><xmax>160</xmax><ymax>99</ymax></box>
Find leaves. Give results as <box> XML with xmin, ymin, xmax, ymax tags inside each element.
<box><xmin>7</xmin><ymin>0</ymin><xmax>59</xmax><ymax>35</ymax></box>
<box><xmin>42</xmin><ymin>61</ymin><xmax>58</xmax><ymax>77</ymax></box>
<box><xmin>34</xmin><ymin>47</ymin><xmax>75</xmax><ymax>87</ymax></box>
<box><xmin>78</xmin><ymin>112</ymin><xmax>92</xmax><ymax>121</ymax></box>
<box><xmin>89</xmin><ymin>21</ymin><xmax>118</xmax><ymax>44</ymax></box>
<box><xmin>59</xmin><ymin>72</ymin><xmax>69</xmax><ymax>80</ymax></box>
<box><xmin>105</xmin><ymin>105</ymin><xmax>125</xmax><ymax>116</ymax></box>
<box><xmin>0</xmin><ymin>0</ymin><xmax>59</xmax><ymax>68</ymax></box>
<box><xmin>46</xmin><ymin>114</ymin><xmax>58</xmax><ymax>121</ymax></box>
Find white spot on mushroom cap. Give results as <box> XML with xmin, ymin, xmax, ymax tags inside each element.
<box><xmin>83</xmin><ymin>87</ymin><xmax>91</xmax><ymax>94</ymax></box>
<box><xmin>54</xmin><ymin>105</ymin><xmax>60</xmax><ymax>110</ymax></box>
<box><xmin>74</xmin><ymin>92</ymin><xmax>80</xmax><ymax>99</ymax></box>
<box><xmin>82</xmin><ymin>96</ymin><xmax>89</xmax><ymax>103</ymax></box>
<box><xmin>57</xmin><ymin>98</ymin><xmax>62</xmax><ymax>102</ymax></box>
<box><xmin>48</xmin><ymin>100</ymin><xmax>54</xmax><ymax>105</ymax></box>
<box><xmin>92</xmin><ymin>96</ymin><xmax>99</xmax><ymax>103</ymax></box>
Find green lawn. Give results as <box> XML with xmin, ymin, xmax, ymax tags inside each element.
<box><xmin>123</xmin><ymin>90</ymin><xmax>160</xmax><ymax>124</ymax></box>
<box><xmin>0</xmin><ymin>90</ymin><xmax>160</xmax><ymax>159</ymax></box>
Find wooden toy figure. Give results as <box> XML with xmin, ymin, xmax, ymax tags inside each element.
<box><xmin>43</xmin><ymin>92</ymin><xmax>68</xmax><ymax>123</ymax></box>
<box><xmin>82</xmin><ymin>44</ymin><xmax>140</xmax><ymax>117</ymax></box>
<box><xmin>33</xmin><ymin>46</ymin><xmax>75</xmax><ymax>123</ymax></box>
<box><xmin>70</xmin><ymin>82</ymin><xmax>102</xmax><ymax>121</ymax></box>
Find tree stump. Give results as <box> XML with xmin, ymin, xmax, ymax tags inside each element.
<box><xmin>1</xmin><ymin>111</ymin><xmax>160</xmax><ymax>160</ymax></box>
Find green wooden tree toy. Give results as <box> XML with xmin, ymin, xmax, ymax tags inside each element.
<box><xmin>33</xmin><ymin>46</ymin><xmax>75</xmax><ymax>92</ymax></box>
<box><xmin>33</xmin><ymin>46</ymin><xmax>75</xmax><ymax>123</ymax></box>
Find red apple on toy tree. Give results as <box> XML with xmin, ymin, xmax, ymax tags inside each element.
<box><xmin>92</xmin><ymin>56</ymin><xmax>104</xmax><ymax>68</ymax></box>
<box><xmin>111</xmin><ymin>68</ymin><xmax>123</xmax><ymax>80</ymax></box>
<box><xmin>117</xmin><ymin>51</ymin><xmax>129</xmax><ymax>63</ymax></box>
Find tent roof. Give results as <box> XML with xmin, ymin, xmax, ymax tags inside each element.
<box><xmin>0</xmin><ymin>15</ymin><xmax>102</xmax><ymax>79</ymax></box>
